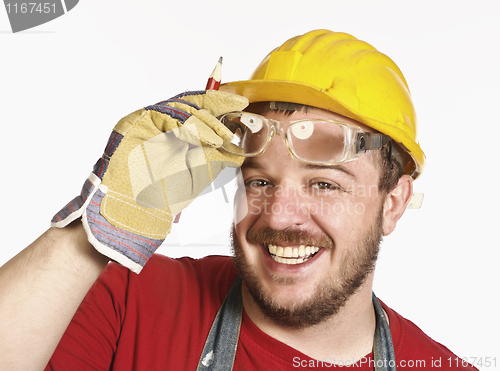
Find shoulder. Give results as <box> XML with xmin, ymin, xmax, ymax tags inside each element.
<box><xmin>381</xmin><ymin>300</ymin><xmax>478</xmax><ymax>370</ymax></box>
<box><xmin>99</xmin><ymin>253</ymin><xmax>236</xmax><ymax>279</ymax></box>
<box><xmin>49</xmin><ymin>254</ymin><xmax>238</xmax><ymax>370</ymax></box>
<box><xmin>97</xmin><ymin>253</ymin><xmax>238</xmax><ymax>305</ymax></box>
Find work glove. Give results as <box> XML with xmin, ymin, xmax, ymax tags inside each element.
<box><xmin>51</xmin><ymin>90</ymin><xmax>248</xmax><ymax>273</ymax></box>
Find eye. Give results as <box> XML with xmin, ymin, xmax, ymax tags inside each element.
<box><xmin>313</xmin><ymin>182</ymin><xmax>335</xmax><ymax>190</ymax></box>
<box><xmin>291</xmin><ymin>121</ymin><xmax>314</xmax><ymax>139</ymax></box>
<box><xmin>310</xmin><ymin>181</ymin><xmax>342</xmax><ymax>192</ymax></box>
<box><xmin>246</xmin><ymin>179</ymin><xmax>271</xmax><ymax>189</ymax></box>
<box><xmin>240</xmin><ymin>114</ymin><xmax>264</xmax><ymax>133</ymax></box>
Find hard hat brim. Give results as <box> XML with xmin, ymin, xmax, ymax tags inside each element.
<box><xmin>220</xmin><ymin>80</ymin><xmax>355</xmax><ymax>120</ymax></box>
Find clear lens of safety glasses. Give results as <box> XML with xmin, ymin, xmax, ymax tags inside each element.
<box><xmin>286</xmin><ymin>120</ymin><xmax>358</xmax><ymax>164</ymax></box>
<box><xmin>219</xmin><ymin>112</ymin><xmax>272</xmax><ymax>156</ymax></box>
<box><xmin>219</xmin><ymin>112</ymin><xmax>391</xmax><ymax>165</ymax></box>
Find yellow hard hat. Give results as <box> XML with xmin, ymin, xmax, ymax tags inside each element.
<box><xmin>220</xmin><ymin>29</ymin><xmax>425</xmax><ymax>178</ymax></box>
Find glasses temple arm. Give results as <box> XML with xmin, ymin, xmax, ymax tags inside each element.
<box><xmin>355</xmin><ymin>133</ymin><xmax>392</xmax><ymax>154</ymax></box>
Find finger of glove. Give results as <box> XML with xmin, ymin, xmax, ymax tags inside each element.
<box><xmin>203</xmin><ymin>146</ymin><xmax>245</xmax><ymax>169</ymax></box>
<box><xmin>171</xmin><ymin>90</ymin><xmax>249</xmax><ymax>117</ymax></box>
<box><xmin>124</xmin><ymin>104</ymin><xmax>221</xmax><ymax>148</ymax></box>
<box><xmin>168</xmin><ymin>90</ymin><xmax>248</xmax><ymax>142</ymax></box>
<box><xmin>146</xmin><ymin>98</ymin><xmax>231</xmax><ymax>145</ymax></box>
<box><xmin>142</xmin><ymin>107</ymin><xmax>186</xmax><ymax>134</ymax></box>
<box><xmin>172</xmin><ymin>116</ymin><xmax>223</xmax><ymax>147</ymax></box>
<box><xmin>167</xmin><ymin>101</ymin><xmax>234</xmax><ymax>143</ymax></box>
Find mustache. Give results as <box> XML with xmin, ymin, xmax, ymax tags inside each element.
<box><xmin>246</xmin><ymin>227</ymin><xmax>334</xmax><ymax>249</ymax></box>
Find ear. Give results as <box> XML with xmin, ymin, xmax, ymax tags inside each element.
<box><xmin>382</xmin><ymin>175</ymin><xmax>413</xmax><ymax>236</ymax></box>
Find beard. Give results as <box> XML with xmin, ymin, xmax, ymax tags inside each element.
<box><xmin>231</xmin><ymin>211</ymin><xmax>384</xmax><ymax>330</ymax></box>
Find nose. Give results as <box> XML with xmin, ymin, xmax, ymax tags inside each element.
<box><xmin>259</xmin><ymin>183</ymin><xmax>310</xmax><ymax>231</ymax></box>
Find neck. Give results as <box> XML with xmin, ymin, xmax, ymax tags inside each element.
<box><xmin>242</xmin><ymin>275</ymin><xmax>376</xmax><ymax>363</ymax></box>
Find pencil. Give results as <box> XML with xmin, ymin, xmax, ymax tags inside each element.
<box><xmin>205</xmin><ymin>56</ymin><xmax>223</xmax><ymax>90</ymax></box>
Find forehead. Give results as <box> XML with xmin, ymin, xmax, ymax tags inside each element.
<box><xmin>247</xmin><ymin>104</ymin><xmax>375</xmax><ymax>133</ymax></box>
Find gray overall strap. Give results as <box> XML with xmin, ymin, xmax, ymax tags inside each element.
<box><xmin>196</xmin><ymin>277</ymin><xmax>397</xmax><ymax>371</ymax></box>
<box><xmin>373</xmin><ymin>292</ymin><xmax>397</xmax><ymax>371</ymax></box>
<box><xmin>196</xmin><ymin>276</ymin><xmax>243</xmax><ymax>371</ymax></box>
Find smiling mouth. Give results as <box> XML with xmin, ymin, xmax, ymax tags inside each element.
<box><xmin>266</xmin><ymin>244</ymin><xmax>321</xmax><ymax>265</ymax></box>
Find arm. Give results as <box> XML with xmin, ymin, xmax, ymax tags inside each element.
<box><xmin>0</xmin><ymin>222</ymin><xmax>108</xmax><ymax>371</ymax></box>
<box><xmin>0</xmin><ymin>90</ymin><xmax>247</xmax><ymax>370</ymax></box>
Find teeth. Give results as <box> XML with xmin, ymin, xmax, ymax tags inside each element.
<box><xmin>269</xmin><ymin>244</ymin><xmax>276</xmax><ymax>255</ymax></box>
<box><xmin>299</xmin><ymin>245</ymin><xmax>305</xmax><ymax>257</ymax></box>
<box><xmin>267</xmin><ymin>244</ymin><xmax>320</xmax><ymax>265</ymax></box>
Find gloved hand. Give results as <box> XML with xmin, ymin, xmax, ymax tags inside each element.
<box><xmin>51</xmin><ymin>90</ymin><xmax>248</xmax><ymax>273</ymax></box>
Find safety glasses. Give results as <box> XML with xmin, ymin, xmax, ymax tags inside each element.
<box><xmin>219</xmin><ymin>112</ymin><xmax>392</xmax><ymax>165</ymax></box>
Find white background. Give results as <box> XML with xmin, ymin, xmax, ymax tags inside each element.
<box><xmin>1</xmin><ymin>0</ymin><xmax>498</xmax><ymax>369</ymax></box>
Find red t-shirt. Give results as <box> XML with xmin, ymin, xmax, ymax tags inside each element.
<box><xmin>46</xmin><ymin>254</ymin><xmax>477</xmax><ymax>370</ymax></box>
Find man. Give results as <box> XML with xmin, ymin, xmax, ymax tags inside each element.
<box><xmin>0</xmin><ymin>30</ymin><xmax>476</xmax><ymax>370</ymax></box>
